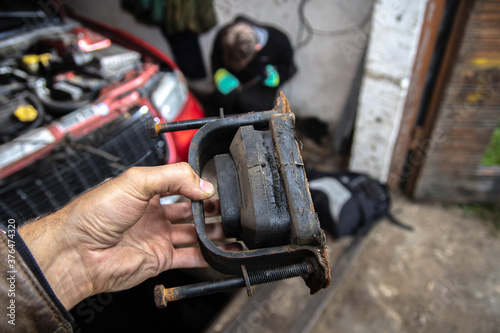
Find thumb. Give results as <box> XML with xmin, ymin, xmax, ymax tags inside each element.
<box><xmin>117</xmin><ymin>162</ymin><xmax>215</xmax><ymax>201</ymax></box>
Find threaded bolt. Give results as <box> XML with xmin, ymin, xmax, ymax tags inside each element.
<box><xmin>154</xmin><ymin>261</ymin><xmax>314</xmax><ymax>308</ymax></box>
<box><xmin>249</xmin><ymin>261</ymin><xmax>313</xmax><ymax>285</ymax></box>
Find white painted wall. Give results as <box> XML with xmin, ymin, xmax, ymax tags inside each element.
<box><xmin>349</xmin><ymin>0</ymin><xmax>428</xmax><ymax>182</ymax></box>
<box><xmin>67</xmin><ymin>0</ymin><xmax>374</xmax><ymax>124</ymax></box>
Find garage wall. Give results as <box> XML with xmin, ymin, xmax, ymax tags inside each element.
<box><xmin>67</xmin><ymin>0</ymin><xmax>374</xmax><ymax>124</ymax></box>
<box><xmin>349</xmin><ymin>0</ymin><xmax>428</xmax><ymax>182</ymax></box>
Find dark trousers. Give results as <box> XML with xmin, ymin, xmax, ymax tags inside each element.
<box><xmin>163</xmin><ymin>31</ymin><xmax>206</xmax><ymax>80</ymax></box>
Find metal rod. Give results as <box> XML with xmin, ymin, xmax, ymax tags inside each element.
<box><xmin>147</xmin><ymin>117</ymin><xmax>219</xmax><ymax>138</ymax></box>
<box><xmin>154</xmin><ymin>277</ymin><xmax>245</xmax><ymax>308</ymax></box>
<box><xmin>154</xmin><ymin>261</ymin><xmax>313</xmax><ymax>308</ymax></box>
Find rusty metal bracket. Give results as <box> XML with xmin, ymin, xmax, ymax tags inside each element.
<box><xmin>150</xmin><ymin>93</ymin><xmax>330</xmax><ymax>307</ymax></box>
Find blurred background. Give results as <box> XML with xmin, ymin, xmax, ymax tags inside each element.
<box><xmin>1</xmin><ymin>0</ymin><xmax>499</xmax><ymax>332</ymax></box>
<box><xmin>68</xmin><ymin>0</ymin><xmax>371</xmax><ymax>125</ymax></box>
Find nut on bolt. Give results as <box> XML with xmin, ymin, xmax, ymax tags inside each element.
<box><xmin>147</xmin><ymin>120</ymin><xmax>162</xmax><ymax>138</ymax></box>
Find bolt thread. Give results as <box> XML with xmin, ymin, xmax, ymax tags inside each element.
<box><xmin>248</xmin><ymin>261</ymin><xmax>313</xmax><ymax>286</ymax></box>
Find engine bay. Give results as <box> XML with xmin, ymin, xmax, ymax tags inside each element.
<box><xmin>1</xmin><ymin>21</ymin><xmax>139</xmax><ymax>136</ymax></box>
<box><xmin>0</xmin><ymin>15</ymin><xmax>194</xmax><ymax>224</ymax></box>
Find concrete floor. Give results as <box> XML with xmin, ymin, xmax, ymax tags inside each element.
<box><xmin>312</xmin><ymin>194</ymin><xmax>500</xmax><ymax>333</ymax></box>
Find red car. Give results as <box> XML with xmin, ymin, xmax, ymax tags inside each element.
<box><xmin>0</xmin><ymin>2</ymin><xmax>205</xmax><ymax>224</ymax></box>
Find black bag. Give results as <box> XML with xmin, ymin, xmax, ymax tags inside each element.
<box><xmin>307</xmin><ymin>169</ymin><xmax>412</xmax><ymax>239</ymax></box>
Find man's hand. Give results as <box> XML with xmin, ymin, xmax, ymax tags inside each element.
<box><xmin>263</xmin><ymin>65</ymin><xmax>280</xmax><ymax>87</ymax></box>
<box><xmin>214</xmin><ymin>68</ymin><xmax>240</xmax><ymax>95</ymax></box>
<box><xmin>19</xmin><ymin>163</ymin><xmax>237</xmax><ymax>310</ymax></box>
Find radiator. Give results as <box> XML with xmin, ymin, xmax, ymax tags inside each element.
<box><xmin>0</xmin><ymin>109</ymin><xmax>166</xmax><ymax>224</ymax></box>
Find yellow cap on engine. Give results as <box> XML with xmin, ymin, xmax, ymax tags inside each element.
<box><xmin>22</xmin><ymin>53</ymin><xmax>52</xmax><ymax>73</ymax></box>
<box><xmin>22</xmin><ymin>54</ymin><xmax>40</xmax><ymax>73</ymax></box>
<box><xmin>39</xmin><ymin>53</ymin><xmax>52</xmax><ymax>67</ymax></box>
<box><xmin>14</xmin><ymin>104</ymin><xmax>38</xmax><ymax>122</ymax></box>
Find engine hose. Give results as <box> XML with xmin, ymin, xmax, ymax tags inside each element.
<box><xmin>36</xmin><ymin>91</ymin><xmax>91</xmax><ymax>115</ymax></box>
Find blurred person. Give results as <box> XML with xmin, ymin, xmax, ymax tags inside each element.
<box><xmin>209</xmin><ymin>16</ymin><xmax>297</xmax><ymax>115</ymax></box>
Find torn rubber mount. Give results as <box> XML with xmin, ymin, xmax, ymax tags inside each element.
<box><xmin>189</xmin><ymin>94</ymin><xmax>330</xmax><ymax>295</ymax></box>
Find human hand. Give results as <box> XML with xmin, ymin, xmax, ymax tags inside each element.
<box><xmin>19</xmin><ymin>163</ymin><xmax>238</xmax><ymax>310</ymax></box>
<box><xmin>263</xmin><ymin>65</ymin><xmax>280</xmax><ymax>87</ymax></box>
<box><xmin>214</xmin><ymin>68</ymin><xmax>240</xmax><ymax>95</ymax></box>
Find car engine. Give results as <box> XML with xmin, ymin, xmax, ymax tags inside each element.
<box><xmin>0</xmin><ymin>18</ymin><xmax>191</xmax><ymax>225</ymax></box>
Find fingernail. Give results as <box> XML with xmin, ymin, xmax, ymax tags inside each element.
<box><xmin>200</xmin><ymin>178</ymin><xmax>214</xmax><ymax>195</ymax></box>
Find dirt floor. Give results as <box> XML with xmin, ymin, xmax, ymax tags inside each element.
<box><xmin>311</xmin><ymin>194</ymin><xmax>500</xmax><ymax>333</ymax></box>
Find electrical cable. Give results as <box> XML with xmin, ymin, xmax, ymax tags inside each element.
<box><xmin>295</xmin><ymin>0</ymin><xmax>374</xmax><ymax>50</ymax></box>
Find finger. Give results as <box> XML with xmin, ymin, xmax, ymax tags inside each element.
<box><xmin>116</xmin><ymin>163</ymin><xmax>215</xmax><ymax>202</ymax></box>
<box><xmin>220</xmin><ymin>242</ymin><xmax>243</xmax><ymax>252</ymax></box>
<box><xmin>171</xmin><ymin>242</ymin><xmax>243</xmax><ymax>269</ymax></box>
<box><xmin>171</xmin><ymin>247</ymin><xmax>208</xmax><ymax>269</ymax></box>
<box><xmin>171</xmin><ymin>222</ymin><xmax>226</xmax><ymax>246</ymax></box>
<box><xmin>203</xmin><ymin>199</ymin><xmax>221</xmax><ymax>217</ymax></box>
<box><xmin>162</xmin><ymin>201</ymin><xmax>192</xmax><ymax>222</ymax></box>
<box><xmin>163</xmin><ymin>199</ymin><xmax>221</xmax><ymax>223</ymax></box>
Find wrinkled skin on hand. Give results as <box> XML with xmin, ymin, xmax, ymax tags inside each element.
<box><xmin>20</xmin><ymin>162</ymin><xmax>240</xmax><ymax>309</ymax></box>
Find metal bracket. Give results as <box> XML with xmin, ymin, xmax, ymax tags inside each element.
<box><xmin>150</xmin><ymin>93</ymin><xmax>330</xmax><ymax>307</ymax></box>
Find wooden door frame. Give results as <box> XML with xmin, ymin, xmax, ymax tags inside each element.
<box><xmin>386</xmin><ymin>0</ymin><xmax>476</xmax><ymax>194</ymax></box>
